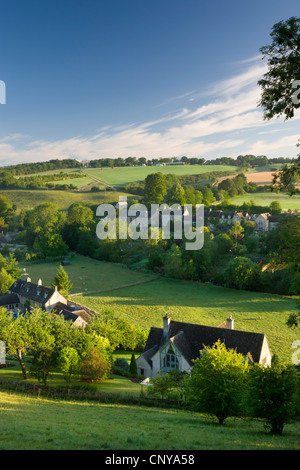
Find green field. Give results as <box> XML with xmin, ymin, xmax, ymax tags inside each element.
<box><xmin>0</xmin><ymin>390</ymin><xmax>299</xmax><ymax>450</ymax></box>
<box><xmin>20</xmin><ymin>255</ymin><xmax>298</xmax><ymax>364</ymax></box>
<box><xmin>50</xmin><ymin>176</ymin><xmax>101</xmax><ymax>188</ymax></box>
<box><xmin>0</xmin><ymin>189</ymin><xmax>132</xmax><ymax>212</ymax></box>
<box><xmin>18</xmin><ymin>255</ymin><xmax>300</xmax><ymax>363</ymax></box>
<box><xmin>74</xmin><ymin>277</ymin><xmax>298</xmax><ymax>364</ymax></box>
<box><xmin>228</xmin><ymin>192</ymin><xmax>300</xmax><ymax>210</ymax></box>
<box><xmin>2</xmin><ymin>255</ymin><xmax>299</xmax><ymax>450</ymax></box>
<box><xmin>20</xmin><ymin>255</ymin><xmax>157</xmax><ymax>295</ymax></box>
<box><xmin>17</xmin><ymin>164</ymin><xmax>238</xmax><ymax>188</ymax></box>
<box><xmin>83</xmin><ymin>165</ymin><xmax>238</xmax><ymax>186</ymax></box>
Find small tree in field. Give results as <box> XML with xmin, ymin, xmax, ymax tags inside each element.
<box><xmin>52</xmin><ymin>264</ymin><xmax>72</xmax><ymax>298</ymax></box>
<box><xmin>248</xmin><ymin>356</ymin><xmax>299</xmax><ymax>435</ymax></box>
<box><xmin>185</xmin><ymin>340</ymin><xmax>249</xmax><ymax>425</ymax></box>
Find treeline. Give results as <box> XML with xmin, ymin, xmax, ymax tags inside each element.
<box><xmin>3</xmin><ymin>159</ymin><xmax>81</xmax><ymax>176</ymax></box>
<box><xmin>141</xmin><ymin>172</ymin><xmax>261</xmax><ymax>208</ymax></box>
<box><xmin>0</xmin><ymin>170</ymin><xmax>82</xmax><ymax>190</ymax></box>
<box><xmin>121</xmin><ymin>170</ymin><xmax>236</xmax><ymax>196</ymax></box>
<box><xmin>206</xmin><ymin>154</ymin><xmax>295</xmax><ymax>168</ymax></box>
<box><xmin>1</xmin><ymin>155</ymin><xmax>295</xmax><ymax>178</ymax></box>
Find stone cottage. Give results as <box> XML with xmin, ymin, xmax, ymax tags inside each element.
<box><xmin>136</xmin><ymin>314</ymin><xmax>272</xmax><ymax>378</ymax></box>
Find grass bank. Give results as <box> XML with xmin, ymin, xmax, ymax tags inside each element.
<box><xmin>0</xmin><ymin>390</ymin><xmax>299</xmax><ymax>450</ymax></box>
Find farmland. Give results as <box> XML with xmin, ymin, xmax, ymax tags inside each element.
<box><xmin>19</xmin><ymin>164</ymin><xmax>238</xmax><ymax>188</ymax></box>
<box><xmin>228</xmin><ymin>192</ymin><xmax>300</xmax><ymax>210</ymax></box>
<box><xmin>0</xmin><ymin>188</ymin><xmax>131</xmax><ymax>212</ymax></box>
<box><xmin>83</xmin><ymin>164</ymin><xmax>238</xmax><ymax>186</ymax></box>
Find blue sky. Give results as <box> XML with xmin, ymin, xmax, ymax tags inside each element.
<box><xmin>0</xmin><ymin>0</ymin><xmax>299</xmax><ymax>165</ymax></box>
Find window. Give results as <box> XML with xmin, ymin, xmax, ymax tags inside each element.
<box><xmin>161</xmin><ymin>343</ymin><xmax>180</xmax><ymax>371</ymax></box>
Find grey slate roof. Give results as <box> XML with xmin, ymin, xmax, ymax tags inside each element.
<box><xmin>0</xmin><ymin>293</ymin><xmax>20</xmax><ymax>306</ymax></box>
<box><xmin>54</xmin><ymin>302</ymin><xmax>92</xmax><ymax>324</ymax></box>
<box><xmin>141</xmin><ymin>320</ymin><xmax>265</xmax><ymax>366</ymax></box>
<box><xmin>9</xmin><ymin>278</ymin><xmax>55</xmax><ymax>304</ymax></box>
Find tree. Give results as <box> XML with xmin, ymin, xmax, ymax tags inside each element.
<box><xmin>228</xmin><ymin>221</ymin><xmax>244</xmax><ymax>249</ymax></box>
<box><xmin>258</xmin><ymin>17</ymin><xmax>300</xmax><ymax>192</ymax></box>
<box><xmin>201</xmin><ymin>186</ymin><xmax>216</xmax><ymax>206</ymax></box>
<box><xmin>25</xmin><ymin>203</ymin><xmax>65</xmax><ymax>247</ymax></box>
<box><xmin>62</xmin><ymin>203</ymin><xmax>95</xmax><ymax>251</ymax></box>
<box><xmin>52</xmin><ymin>264</ymin><xmax>73</xmax><ymax>297</ymax></box>
<box><xmin>248</xmin><ymin>357</ymin><xmax>299</xmax><ymax>435</ymax></box>
<box><xmin>0</xmin><ymin>267</ymin><xmax>14</xmax><ymax>294</ymax></box>
<box><xmin>165</xmin><ymin>183</ymin><xmax>186</xmax><ymax>206</ymax></box>
<box><xmin>269</xmin><ymin>200</ymin><xmax>282</xmax><ymax>215</ymax></box>
<box><xmin>148</xmin><ymin>371</ymin><xmax>176</xmax><ymax>399</ymax></box>
<box><xmin>33</xmin><ymin>233</ymin><xmax>68</xmax><ymax>258</ymax></box>
<box><xmin>0</xmin><ymin>194</ymin><xmax>13</xmax><ymax>220</ymax></box>
<box><xmin>214</xmin><ymin>233</ymin><xmax>234</xmax><ymax>255</ymax></box>
<box><xmin>185</xmin><ymin>340</ymin><xmax>249</xmax><ymax>425</ymax></box>
<box><xmin>224</xmin><ymin>256</ymin><xmax>261</xmax><ymax>291</ymax></box>
<box><xmin>30</xmin><ymin>343</ymin><xmax>56</xmax><ymax>387</ymax></box>
<box><xmin>129</xmin><ymin>353</ymin><xmax>137</xmax><ymax>376</ymax></box>
<box><xmin>144</xmin><ymin>172</ymin><xmax>167</xmax><ymax>205</ymax></box>
<box><xmin>79</xmin><ymin>347</ymin><xmax>111</xmax><ymax>382</ymax></box>
<box><xmin>58</xmin><ymin>346</ymin><xmax>79</xmax><ymax>386</ymax></box>
<box><xmin>0</xmin><ymin>311</ymin><xmax>31</xmax><ymax>379</ymax></box>
<box><xmin>267</xmin><ymin>214</ymin><xmax>300</xmax><ymax>268</ymax></box>
<box><xmin>258</xmin><ymin>17</ymin><xmax>300</xmax><ymax>121</ymax></box>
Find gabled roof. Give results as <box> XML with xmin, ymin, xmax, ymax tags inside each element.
<box><xmin>9</xmin><ymin>278</ymin><xmax>55</xmax><ymax>304</ymax></box>
<box><xmin>54</xmin><ymin>302</ymin><xmax>92</xmax><ymax>324</ymax></box>
<box><xmin>141</xmin><ymin>319</ymin><xmax>266</xmax><ymax>366</ymax></box>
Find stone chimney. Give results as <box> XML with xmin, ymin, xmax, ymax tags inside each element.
<box><xmin>163</xmin><ymin>314</ymin><xmax>171</xmax><ymax>337</ymax></box>
<box><xmin>38</xmin><ymin>278</ymin><xmax>42</xmax><ymax>286</ymax></box>
<box><xmin>227</xmin><ymin>315</ymin><xmax>234</xmax><ymax>330</ymax></box>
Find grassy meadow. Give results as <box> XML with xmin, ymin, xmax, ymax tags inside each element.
<box><xmin>20</xmin><ymin>254</ymin><xmax>157</xmax><ymax>295</ymax></box>
<box><xmin>228</xmin><ymin>191</ymin><xmax>300</xmax><ymax>210</ymax></box>
<box><xmin>19</xmin><ymin>254</ymin><xmax>299</xmax><ymax>364</ymax></box>
<box><xmin>0</xmin><ymin>390</ymin><xmax>299</xmax><ymax>450</ymax></box>
<box><xmin>83</xmin><ymin>164</ymin><xmax>238</xmax><ymax>186</ymax></box>
<box><xmin>0</xmin><ymin>188</ymin><xmax>132</xmax><ymax>212</ymax></box>
<box><xmin>74</xmin><ymin>277</ymin><xmax>298</xmax><ymax>364</ymax></box>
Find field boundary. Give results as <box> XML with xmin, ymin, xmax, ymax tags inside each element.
<box><xmin>69</xmin><ymin>275</ymin><xmax>160</xmax><ymax>297</ymax></box>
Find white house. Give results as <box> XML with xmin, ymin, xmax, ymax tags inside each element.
<box><xmin>136</xmin><ymin>314</ymin><xmax>272</xmax><ymax>378</ymax></box>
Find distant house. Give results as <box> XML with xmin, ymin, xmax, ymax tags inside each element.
<box><xmin>204</xmin><ymin>209</ymin><xmax>249</xmax><ymax>226</ymax></box>
<box><xmin>54</xmin><ymin>301</ymin><xmax>92</xmax><ymax>328</ymax></box>
<box><xmin>7</xmin><ymin>277</ymin><xmax>67</xmax><ymax>312</ymax></box>
<box><xmin>136</xmin><ymin>314</ymin><xmax>271</xmax><ymax>378</ymax></box>
<box><xmin>253</xmin><ymin>213</ymin><xmax>284</xmax><ymax>232</ymax></box>
<box><xmin>0</xmin><ymin>293</ymin><xmax>20</xmax><ymax>314</ymax></box>
<box><xmin>253</xmin><ymin>213</ymin><xmax>271</xmax><ymax>232</ymax></box>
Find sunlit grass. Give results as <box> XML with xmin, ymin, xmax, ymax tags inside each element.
<box><xmin>0</xmin><ymin>391</ymin><xmax>299</xmax><ymax>450</ymax></box>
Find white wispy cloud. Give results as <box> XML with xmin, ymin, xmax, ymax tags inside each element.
<box><xmin>0</xmin><ymin>57</ymin><xmax>299</xmax><ymax>165</ymax></box>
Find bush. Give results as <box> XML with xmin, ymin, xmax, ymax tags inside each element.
<box><xmin>79</xmin><ymin>347</ymin><xmax>111</xmax><ymax>383</ymax></box>
<box><xmin>114</xmin><ymin>357</ymin><xmax>130</xmax><ymax>372</ymax></box>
